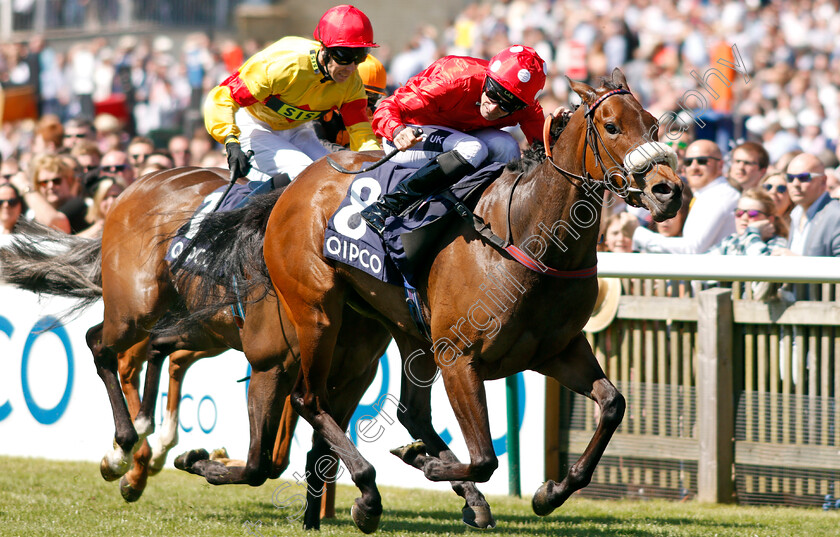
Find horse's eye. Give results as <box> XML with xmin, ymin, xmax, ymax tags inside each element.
<box><xmin>605</xmin><ymin>123</ymin><xmax>619</xmax><ymax>135</ymax></box>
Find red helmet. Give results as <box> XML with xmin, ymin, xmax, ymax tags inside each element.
<box><xmin>314</xmin><ymin>5</ymin><xmax>378</xmax><ymax>48</ymax></box>
<box><xmin>486</xmin><ymin>45</ymin><xmax>547</xmax><ymax>105</ymax></box>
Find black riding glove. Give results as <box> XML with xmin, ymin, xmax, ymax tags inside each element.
<box><xmin>225</xmin><ymin>139</ymin><xmax>251</xmax><ymax>179</ymax></box>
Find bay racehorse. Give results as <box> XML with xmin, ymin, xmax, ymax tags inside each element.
<box><xmin>0</xmin><ymin>167</ymin><xmax>491</xmax><ymax>530</ymax></box>
<box><xmin>256</xmin><ymin>69</ymin><xmax>684</xmax><ymax>532</ymax></box>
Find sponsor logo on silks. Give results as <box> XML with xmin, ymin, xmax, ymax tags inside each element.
<box><xmin>264</xmin><ymin>95</ymin><xmax>327</xmax><ymax>122</ymax></box>
<box><xmin>325</xmin><ymin>236</ymin><xmax>383</xmax><ymax>274</ymax></box>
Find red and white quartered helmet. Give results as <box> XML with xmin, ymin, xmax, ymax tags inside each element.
<box><xmin>486</xmin><ymin>45</ymin><xmax>547</xmax><ymax>106</ymax></box>
<box><xmin>314</xmin><ymin>5</ymin><xmax>378</xmax><ymax>48</ymax></box>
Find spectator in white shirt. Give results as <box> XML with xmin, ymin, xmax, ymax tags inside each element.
<box><xmin>633</xmin><ymin>139</ymin><xmax>740</xmax><ymax>253</ymax></box>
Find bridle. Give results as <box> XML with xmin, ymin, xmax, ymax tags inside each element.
<box><xmin>543</xmin><ymin>88</ymin><xmax>644</xmax><ymax>200</ymax></box>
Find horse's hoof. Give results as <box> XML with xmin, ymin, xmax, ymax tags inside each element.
<box><xmin>389</xmin><ymin>440</ymin><xmax>426</xmax><ymax>464</ymax></box>
<box><xmin>174</xmin><ymin>448</ymin><xmax>209</xmax><ymax>472</ymax></box>
<box><xmin>100</xmin><ymin>457</ymin><xmax>123</xmax><ymax>482</ymax></box>
<box><xmin>119</xmin><ymin>475</ymin><xmax>144</xmax><ymax>503</ymax></box>
<box><xmin>147</xmin><ymin>458</ymin><xmax>165</xmax><ymax>476</ymax></box>
<box><xmin>532</xmin><ymin>481</ymin><xmax>556</xmax><ymax>517</ymax></box>
<box><xmin>462</xmin><ymin>503</ymin><xmax>496</xmax><ymax>529</ymax></box>
<box><xmin>350</xmin><ymin>501</ymin><xmax>381</xmax><ymax>534</ymax></box>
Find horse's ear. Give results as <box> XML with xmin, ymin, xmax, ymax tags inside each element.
<box><xmin>611</xmin><ymin>68</ymin><xmax>629</xmax><ymax>91</ymax></box>
<box><xmin>567</xmin><ymin>76</ymin><xmax>597</xmax><ymax>105</ymax></box>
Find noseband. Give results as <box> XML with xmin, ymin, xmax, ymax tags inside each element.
<box><xmin>544</xmin><ymin>88</ymin><xmax>644</xmax><ymax>199</ymax></box>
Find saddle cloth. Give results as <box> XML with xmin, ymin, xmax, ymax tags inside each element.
<box><xmin>323</xmin><ymin>161</ymin><xmax>506</xmax><ymax>286</ymax></box>
<box><xmin>164</xmin><ymin>183</ymin><xmax>253</xmax><ymax>271</ymax></box>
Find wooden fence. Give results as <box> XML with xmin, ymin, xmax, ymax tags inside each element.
<box><xmin>544</xmin><ymin>279</ymin><xmax>840</xmax><ymax>507</ymax></box>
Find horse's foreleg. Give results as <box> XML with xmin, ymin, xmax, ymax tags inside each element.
<box><xmin>87</xmin><ymin>322</ymin><xmax>138</xmax><ymax>481</ymax></box>
<box><xmin>393</xmin><ymin>344</ymin><xmax>494</xmax><ymax>528</ymax></box>
<box><xmin>175</xmin><ymin>365</ymin><xmax>289</xmax><ymax>486</ymax></box>
<box><xmin>403</xmin><ymin>359</ymin><xmax>499</xmax><ymax>485</ymax></box>
<box><xmin>531</xmin><ymin>334</ymin><xmax>625</xmax><ymax>516</ymax></box>
<box><xmin>116</xmin><ymin>340</ymin><xmax>154</xmax><ymax>501</ymax></box>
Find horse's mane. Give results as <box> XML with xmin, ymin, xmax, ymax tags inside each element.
<box><xmin>154</xmin><ymin>188</ymin><xmax>284</xmax><ymax>337</ymax></box>
<box><xmin>505</xmin><ymin>108</ymin><xmax>571</xmax><ymax>174</ymax></box>
<box><xmin>505</xmin><ymin>78</ymin><xmax>624</xmax><ymax>175</ymax></box>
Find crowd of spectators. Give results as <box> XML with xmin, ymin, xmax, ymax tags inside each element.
<box><xmin>0</xmin><ymin>0</ymin><xmax>839</xmax><ymax>295</ymax></box>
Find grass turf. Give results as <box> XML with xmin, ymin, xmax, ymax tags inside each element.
<box><xmin>0</xmin><ymin>456</ymin><xmax>837</xmax><ymax>536</ymax></box>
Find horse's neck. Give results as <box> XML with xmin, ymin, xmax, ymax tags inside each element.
<box><xmin>513</xmin><ymin>113</ymin><xmax>603</xmax><ymax>270</ymax></box>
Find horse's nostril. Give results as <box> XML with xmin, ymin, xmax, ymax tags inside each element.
<box><xmin>651</xmin><ymin>182</ymin><xmax>673</xmax><ymax>197</ymax></box>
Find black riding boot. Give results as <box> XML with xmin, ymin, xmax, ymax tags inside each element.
<box><xmin>360</xmin><ymin>150</ymin><xmax>474</xmax><ymax>234</ymax></box>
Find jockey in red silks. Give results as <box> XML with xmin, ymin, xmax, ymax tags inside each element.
<box><xmin>204</xmin><ymin>5</ymin><xmax>381</xmax><ymax>188</ymax></box>
<box><xmin>361</xmin><ymin>45</ymin><xmax>548</xmax><ymax>234</ymax></box>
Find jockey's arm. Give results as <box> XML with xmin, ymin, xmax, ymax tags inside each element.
<box><xmin>203</xmin><ymin>53</ymin><xmax>295</xmax><ymax>145</ymax></box>
<box><xmin>340</xmin><ymin>97</ymin><xmax>380</xmax><ymax>152</ymax></box>
<box><xmin>204</xmin><ymin>85</ymin><xmax>241</xmax><ymax>144</ymax></box>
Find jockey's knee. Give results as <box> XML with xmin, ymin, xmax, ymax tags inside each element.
<box><xmin>485</xmin><ymin>133</ymin><xmax>521</xmax><ymax>163</ymax></box>
<box><xmin>451</xmin><ymin>139</ymin><xmax>488</xmax><ymax>168</ymax></box>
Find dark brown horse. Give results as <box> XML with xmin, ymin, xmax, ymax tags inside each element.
<box><xmin>257</xmin><ymin>70</ymin><xmax>684</xmax><ymax>532</ymax></box>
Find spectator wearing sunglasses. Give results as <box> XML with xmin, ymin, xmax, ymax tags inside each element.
<box><xmin>99</xmin><ymin>149</ymin><xmax>135</xmax><ymax>185</ymax></box>
<box><xmin>0</xmin><ymin>157</ymin><xmax>21</xmax><ymax>183</ymax></box>
<box><xmin>773</xmin><ymin>153</ymin><xmax>840</xmax><ymax>257</ymax></box>
<box><xmin>706</xmin><ymin>188</ymin><xmax>788</xmax><ymax>300</ymax></box>
<box><xmin>0</xmin><ymin>183</ymin><xmax>24</xmax><ymax>241</ymax></box>
<box><xmin>708</xmin><ymin>188</ymin><xmax>788</xmax><ymax>255</ymax></box>
<box><xmin>28</xmin><ymin>153</ymin><xmax>89</xmax><ymax>234</ymax></box>
<box><xmin>760</xmin><ymin>172</ymin><xmax>793</xmax><ymax>223</ymax></box>
<box><xmin>361</xmin><ymin>45</ymin><xmax>548</xmax><ymax>233</ymax></box>
<box><xmin>203</xmin><ymin>5</ymin><xmax>380</xmax><ymax>187</ymax></box>
<box><xmin>70</xmin><ymin>140</ymin><xmax>102</xmax><ymax>176</ymax></box>
<box><xmin>5</xmin><ymin>159</ymin><xmax>68</xmax><ymax>233</ymax></box>
<box><xmin>62</xmin><ymin>118</ymin><xmax>95</xmax><ymax>149</ymax></box>
<box><xmin>127</xmin><ymin>137</ymin><xmax>156</xmax><ymax>170</ymax></box>
<box><xmin>634</xmin><ymin>140</ymin><xmax>740</xmax><ymax>253</ymax></box>
<box><xmin>727</xmin><ymin>142</ymin><xmax>769</xmax><ymax>192</ymax></box>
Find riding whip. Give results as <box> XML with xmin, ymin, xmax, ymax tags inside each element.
<box><xmin>327</xmin><ymin>128</ymin><xmax>424</xmax><ymax>174</ymax></box>
<box><xmin>170</xmin><ymin>154</ymin><xmax>252</xmax><ymax>274</ymax></box>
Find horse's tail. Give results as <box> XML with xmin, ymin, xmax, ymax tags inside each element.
<box><xmin>163</xmin><ymin>188</ymin><xmax>283</xmax><ymax>335</ymax></box>
<box><xmin>0</xmin><ymin>219</ymin><xmax>103</xmax><ymax>310</ymax></box>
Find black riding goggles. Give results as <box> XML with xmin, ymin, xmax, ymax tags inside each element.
<box><xmin>328</xmin><ymin>47</ymin><xmax>369</xmax><ymax>66</ymax></box>
<box><xmin>483</xmin><ymin>77</ymin><xmax>527</xmax><ymax>114</ymax></box>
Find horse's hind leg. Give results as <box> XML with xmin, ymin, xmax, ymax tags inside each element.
<box><xmin>120</xmin><ymin>349</ymin><xmax>216</xmax><ymax>502</ymax></box>
<box><xmin>114</xmin><ymin>341</ymin><xmax>153</xmax><ymax>501</ymax></box>
<box><xmin>391</xmin><ymin>335</ymin><xmax>494</xmax><ymax>528</ymax></box>
<box><xmin>531</xmin><ymin>333</ymin><xmax>625</xmax><ymax>516</ymax></box>
<box><xmin>87</xmin><ymin>322</ymin><xmax>138</xmax><ymax>481</ymax></box>
<box><xmin>149</xmin><ymin>349</ymin><xmax>218</xmax><ymax>474</ymax></box>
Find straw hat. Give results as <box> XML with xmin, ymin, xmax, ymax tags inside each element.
<box><xmin>584</xmin><ymin>277</ymin><xmax>622</xmax><ymax>332</ymax></box>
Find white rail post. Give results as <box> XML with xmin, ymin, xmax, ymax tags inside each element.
<box><xmin>697</xmin><ymin>288</ymin><xmax>735</xmax><ymax>503</ymax></box>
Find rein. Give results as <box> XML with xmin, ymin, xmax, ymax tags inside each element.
<box><xmin>327</xmin><ymin>128</ymin><xmax>424</xmax><ymax>174</ymax></box>
<box><xmin>542</xmin><ymin>88</ymin><xmax>643</xmax><ymax>198</ymax></box>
